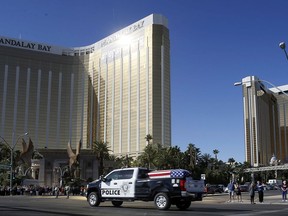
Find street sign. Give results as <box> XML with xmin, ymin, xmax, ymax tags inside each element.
<box><xmin>0</xmin><ymin>164</ymin><xmax>11</xmax><ymax>170</ymax></box>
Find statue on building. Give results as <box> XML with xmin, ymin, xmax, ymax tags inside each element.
<box><xmin>16</xmin><ymin>138</ymin><xmax>34</xmax><ymax>177</ymax></box>
<box><xmin>67</xmin><ymin>140</ymin><xmax>82</xmax><ymax>178</ymax></box>
<box><xmin>270</xmin><ymin>154</ymin><xmax>279</xmax><ymax>166</ymax></box>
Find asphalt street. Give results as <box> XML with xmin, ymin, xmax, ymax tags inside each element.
<box><xmin>1</xmin><ymin>190</ymin><xmax>288</xmax><ymax>216</ymax></box>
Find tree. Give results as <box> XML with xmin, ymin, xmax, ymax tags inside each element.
<box><xmin>136</xmin><ymin>143</ymin><xmax>158</xmax><ymax>169</ymax></box>
<box><xmin>199</xmin><ymin>153</ymin><xmax>212</xmax><ymax>170</ymax></box>
<box><xmin>232</xmin><ymin>162</ymin><xmax>251</xmax><ymax>184</ymax></box>
<box><xmin>0</xmin><ymin>142</ymin><xmax>10</xmax><ymax>163</ymax></box>
<box><xmin>169</xmin><ymin>146</ymin><xmax>183</xmax><ymax>169</ymax></box>
<box><xmin>185</xmin><ymin>143</ymin><xmax>199</xmax><ymax>170</ymax></box>
<box><xmin>119</xmin><ymin>154</ymin><xmax>134</xmax><ymax>168</ymax></box>
<box><xmin>92</xmin><ymin>141</ymin><xmax>110</xmax><ymax>176</ymax></box>
<box><xmin>153</xmin><ymin>144</ymin><xmax>171</xmax><ymax>169</ymax></box>
<box><xmin>226</xmin><ymin>157</ymin><xmax>236</xmax><ymax>182</ymax></box>
<box><xmin>144</xmin><ymin>134</ymin><xmax>153</xmax><ymax>145</ymax></box>
<box><xmin>213</xmin><ymin>149</ymin><xmax>219</xmax><ymax>160</ymax></box>
<box><xmin>32</xmin><ymin>150</ymin><xmax>44</xmax><ymax>159</ymax></box>
<box><xmin>228</xmin><ymin>157</ymin><xmax>235</xmax><ymax>165</ymax></box>
<box><xmin>0</xmin><ymin>142</ymin><xmax>10</xmax><ymax>186</ymax></box>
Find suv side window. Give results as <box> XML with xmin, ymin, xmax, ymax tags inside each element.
<box><xmin>118</xmin><ymin>170</ymin><xmax>134</xmax><ymax>179</ymax></box>
<box><xmin>137</xmin><ymin>169</ymin><xmax>150</xmax><ymax>179</ymax></box>
<box><xmin>105</xmin><ymin>170</ymin><xmax>121</xmax><ymax>181</ymax></box>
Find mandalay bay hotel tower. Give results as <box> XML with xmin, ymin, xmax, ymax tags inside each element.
<box><xmin>0</xmin><ymin>14</ymin><xmax>171</xmax><ymax>178</ymax></box>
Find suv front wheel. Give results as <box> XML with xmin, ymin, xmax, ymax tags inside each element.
<box><xmin>88</xmin><ymin>192</ymin><xmax>101</xmax><ymax>207</ymax></box>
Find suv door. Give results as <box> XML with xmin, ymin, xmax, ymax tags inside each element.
<box><xmin>101</xmin><ymin>169</ymin><xmax>135</xmax><ymax>198</ymax></box>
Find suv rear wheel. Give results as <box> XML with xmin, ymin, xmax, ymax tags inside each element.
<box><xmin>154</xmin><ymin>192</ymin><xmax>171</xmax><ymax>210</ymax></box>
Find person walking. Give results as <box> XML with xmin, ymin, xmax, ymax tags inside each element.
<box><xmin>281</xmin><ymin>180</ymin><xmax>287</xmax><ymax>202</ymax></box>
<box><xmin>227</xmin><ymin>180</ymin><xmax>235</xmax><ymax>202</ymax></box>
<box><xmin>235</xmin><ymin>183</ymin><xmax>242</xmax><ymax>202</ymax></box>
<box><xmin>257</xmin><ymin>180</ymin><xmax>264</xmax><ymax>203</ymax></box>
<box><xmin>249</xmin><ymin>182</ymin><xmax>256</xmax><ymax>204</ymax></box>
<box><xmin>54</xmin><ymin>186</ymin><xmax>59</xmax><ymax>198</ymax></box>
<box><xmin>65</xmin><ymin>185</ymin><xmax>70</xmax><ymax>199</ymax></box>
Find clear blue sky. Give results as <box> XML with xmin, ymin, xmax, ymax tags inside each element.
<box><xmin>1</xmin><ymin>0</ymin><xmax>288</xmax><ymax>162</ymax></box>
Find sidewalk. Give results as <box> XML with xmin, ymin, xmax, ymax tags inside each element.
<box><xmin>203</xmin><ymin>193</ymin><xmax>288</xmax><ymax>205</ymax></box>
<box><xmin>28</xmin><ymin>194</ymin><xmax>87</xmax><ymax>200</ymax></box>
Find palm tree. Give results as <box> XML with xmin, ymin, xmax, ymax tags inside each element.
<box><xmin>169</xmin><ymin>146</ymin><xmax>183</xmax><ymax>169</ymax></box>
<box><xmin>0</xmin><ymin>141</ymin><xmax>10</xmax><ymax>162</ymax></box>
<box><xmin>136</xmin><ymin>143</ymin><xmax>157</xmax><ymax>169</ymax></box>
<box><xmin>228</xmin><ymin>157</ymin><xmax>235</xmax><ymax>165</ymax></box>
<box><xmin>153</xmin><ymin>144</ymin><xmax>173</xmax><ymax>169</ymax></box>
<box><xmin>144</xmin><ymin>134</ymin><xmax>153</xmax><ymax>146</ymax></box>
<box><xmin>227</xmin><ymin>157</ymin><xmax>236</xmax><ymax>182</ymax></box>
<box><xmin>213</xmin><ymin>149</ymin><xmax>219</xmax><ymax>160</ymax></box>
<box><xmin>186</xmin><ymin>143</ymin><xmax>199</xmax><ymax>169</ymax></box>
<box><xmin>92</xmin><ymin>141</ymin><xmax>110</xmax><ymax>176</ymax></box>
<box><xmin>121</xmin><ymin>154</ymin><xmax>134</xmax><ymax>168</ymax></box>
<box><xmin>0</xmin><ymin>142</ymin><xmax>11</xmax><ymax>186</ymax></box>
<box><xmin>200</xmin><ymin>153</ymin><xmax>212</xmax><ymax>167</ymax></box>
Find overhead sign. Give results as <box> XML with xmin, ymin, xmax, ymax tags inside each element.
<box><xmin>0</xmin><ymin>36</ymin><xmax>66</xmax><ymax>55</ymax></box>
<box><xmin>0</xmin><ymin>37</ymin><xmax>52</xmax><ymax>51</ymax></box>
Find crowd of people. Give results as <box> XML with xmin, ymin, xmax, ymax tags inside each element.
<box><xmin>226</xmin><ymin>179</ymin><xmax>288</xmax><ymax>204</ymax></box>
<box><xmin>0</xmin><ymin>185</ymin><xmax>86</xmax><ymax>197</ymax></box>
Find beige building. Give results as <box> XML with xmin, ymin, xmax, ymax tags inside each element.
<box><xmin>0</xmin><ymin>14</ymin><xmax>171</xmax><ymax>185</ymax></box>
<box><xmin>238</xmin><ymin>76</ymin><xmax>288</xmax><ymax>166</ymax></box>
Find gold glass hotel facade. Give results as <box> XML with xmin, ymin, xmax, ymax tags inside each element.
<box><xmin>239</xmin><ymin>76</ymin><xmax>288</xmax><ymax>166</ymax></box>
<box><xmin>0</xmin><ymin>14</ymin><xmax>171</xmax><ymax>158</ymax></box>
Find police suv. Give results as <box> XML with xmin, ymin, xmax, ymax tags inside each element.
<box><xmin>86</xmin><ymin>167</ymin><xmax>204</xmax><ymax>210</ymax></box>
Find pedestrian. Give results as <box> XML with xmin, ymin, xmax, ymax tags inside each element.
<box><xmin>281</xmin><ymin>180</ymin><xmax>287</xmax><ymax>202</ymax></box>
<box><xmin>235</xmin><ymin>183</ymin><xmax>242</xmax><ymax>202</ymax></box>
<box><xmin>249</xmin><ymin>182</ymin><xmax>256</xmax><ymax>204</ymax></box>
<box><xmin>257</xmin><ymin>180</ymin><xmax>264</xmax><ymax>203</ymax></box>
<box><xmin>54</xmin><ymin>186</ymin><xmax>59</xmax><ymax>198</ymax></box>
<box><xmin>227</xmin><ymin>180</ymin><xmax>235</xmax><ymax>202</ymax></box>
<box><xmin>65</xmin><ymin>185</ymin><xmax>70</xmax><ymax>199</ymax></box>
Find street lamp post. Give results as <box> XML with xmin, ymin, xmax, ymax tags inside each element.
<box><xmin>0</xmin><ymin>132</ymin><xmax>28</xmax><ymax>195</ymax></box>
<box><xmin>54</xmin><ymin>167</ymin><xmax>62</xmax><ymax>187</ymax></box>
<box><xmin>54</xmin><ymin>166</ymin><xmax>69</xmax><ymax>187</ymax></box>
<box><xmin>279</xmin><ymin>42</ymin><xmax>288</xmax><ymax>60</ymax></box>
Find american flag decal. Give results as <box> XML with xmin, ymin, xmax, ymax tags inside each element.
<box><xmin>148</xmin><ymin>170</ymin><xmax>171</xmax><ymax>178</ymax></box>
<box><xmin>171</xmin><ymin>169</ymin><xmax>191</xmax><ymax>178</ymax></box>
<box><xmin>148</xmin><ymin>169</ymin><xmax>191</xmax><ymax>179</ymax></box>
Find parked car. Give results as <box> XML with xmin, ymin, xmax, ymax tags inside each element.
<box><xmin>206</xmin><ymin>185</ymin><xmax>224</xmax><ymax>194</ymax></box>
<box><xmin>215</xmin><ymin>185</ymin><xmax>224</xmax><ymax>193</ymax></box>
<box><xmin>239</xmin><ymin>185</ymin><xmax>249</xmax><ymax>192</ymax></box>
<box><xmin>270</xmin><ymin>183</ymin><xmax>280</xmax><ymax>190</ymax></box>
<box><xmin>263</xmin><ymin>184</ymin><xmax>272</xmax><ymax>190</ymax></box>
<box><xmin>217</xmin><ymin>184</ymin><xmax>225</xmax><ymax>191</ymax></box>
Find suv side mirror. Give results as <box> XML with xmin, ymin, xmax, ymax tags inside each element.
<box><xmin>100</xmin><ymin>175</ymin><xmax>107</xmax><ymax>182</ymax></box>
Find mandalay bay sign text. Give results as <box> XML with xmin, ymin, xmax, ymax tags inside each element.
<box><xmin>0</xmin><ymin>37</ymin><xmax>52</xmax><ymax>52</ymax></box>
